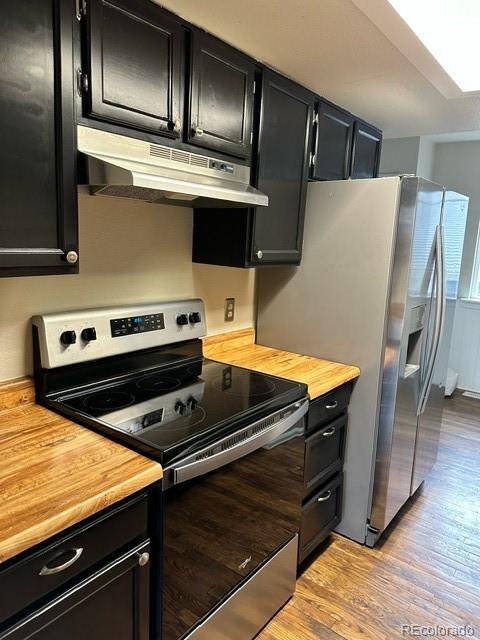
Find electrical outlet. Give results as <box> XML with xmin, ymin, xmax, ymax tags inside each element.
<box><xmin>224</xmin><ymin>298</ymin><xmax>235</xmax><ymax>322</ymax></box>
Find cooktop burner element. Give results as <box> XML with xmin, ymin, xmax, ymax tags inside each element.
<box><xmin>211</xmin><ymin>375</ymin><xmax>276</xmax><ymax>397</ymax></box>
<box><xmin>137</xmin><ymin>374</ymin><xmax>181</xmax><ymax>392</ymax></box>
<box><xmin>83</xmin><ymin>390</ymin><xmax>135</xmax><ymax>412</ymax></box>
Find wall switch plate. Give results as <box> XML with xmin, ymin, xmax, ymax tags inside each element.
<box><xmin>224</xmin><ymin>298</ymin><xmax>235</xmax><ymax>322</ymax></box>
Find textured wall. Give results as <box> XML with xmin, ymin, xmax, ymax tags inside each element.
<box><xmin>0</xmin><ymin>195</ymin><xmax>256</xmax><ymax>381</ymax></box>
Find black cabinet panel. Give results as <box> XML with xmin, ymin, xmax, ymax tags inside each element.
<box><xmin>192</xmin><ymin>69</ymin><xmax>313</xmax><ymax>267</ymax></box>
<box><xmin>0</xmin><ymin>495</ymin><xmax>147</xmax><ymax>626</ymax></box>
<box><xmin>252</xmin><ymin>71</ymin><xmax>314</xmax><ymax>265</ymax></box>
<box><xmin>312</xmin><ymin>101</ymin><xmax>354</xmax><ymax>181</ymax></box>
<box><xmin>86</xmin><ymin>0</ymin><xmax>184</xmax><ymax>137</ymax></box>
<box><xmin>0</xmin><ymin>0</ymin><xmax>78</xmax><ymax>276</ymax></box>
<box><xmin>350</xmin><ymin>120</ymin><xmax>382</xmax><ymax>179</ymax></box>
<box><xmin>0</xmin><ymin>543</ymin><xmax>150</xmax><ymax>640</ymax></box>
<box><xmin>188</xmin><ymin>30</ymin><xmax>254</xmax><ymax>159</ymax></box>
<box><xmin>299</xmin><ymin>474</ymin><xmax>343</xmax><ymax>563</ymax></box>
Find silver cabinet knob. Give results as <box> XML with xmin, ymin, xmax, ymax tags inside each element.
<box><xmin>256</xmin><ymin>250</ymin><xmax>263</xmax><ymax>260</ymax></box>
<box><xmin>66</xmin><ymin>250</ymin><xmax>79</xmax><ymax>264</ymax></box>
<box><xmin>193</xmin><ymin>126</ymin><xmax>204</xmax><ymax>137</ymax></box>
<box><xmin>137</xmin><ymin>552</ymin><xmax>150</xmax><ymax>567</ymax></box>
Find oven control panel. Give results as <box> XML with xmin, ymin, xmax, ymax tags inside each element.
<box><xmin>32</xmin><ymin>299</ymin><xmax>206</xmax><ymax>369</ymax></box>
<box><xmin>110</xmin><ymin>313</ymin><xmax>165</xmax><ymax>338</ymax></box>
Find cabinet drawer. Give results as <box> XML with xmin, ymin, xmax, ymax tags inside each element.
<box><xmin>307</xmin><ymin>383</ymin><xmax>351</xmax><ymax>433</ymax></box>
<box><xmin>304</xmin><ymin>415</ymin><xmax>346</xmax><ymax>497</ymax></box>
<box><xmin>299</xmin><ymin>474</ymin><xmax>343</xmax><ymax>563</ymax></box>
<box><xmin>0</xmin><ymin>494</ymin><xmax>147</xmax><ymax>625</ymax></box>
<box><xmin>0</xmin><ymin>541</ymin><xmax>150</xmax><ymax>640</ymax></box>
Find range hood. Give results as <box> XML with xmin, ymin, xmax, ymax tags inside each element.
<box><xmin>77</xmin><ymin>126</ymin><xmax>268</xmax><ymax>208</ymax></box>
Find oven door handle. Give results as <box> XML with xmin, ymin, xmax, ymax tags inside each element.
<box><xmin>165</xmin><ymin>397</ymin><xmax>308</xmax><ymax>487</ymax></box>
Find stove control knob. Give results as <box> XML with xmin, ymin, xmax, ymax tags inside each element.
<box><xmin>60</xmin><ymin>330</ymin><xmax>77</xmax><ymax>346</ymax></box>
<box><xmin>81</xmin><ymin>327</ymin><xmax>97</xmax><ymax>342</ymax></box>
<box><xmin>176</xmin><ymin>314</ymin><xmax>189</xmax><ymax>326</ymax></box>
<box><xmin>189</xmin><ymin>312</ymin><xmax>201</xmax><ymax>324</ymax></box>
<box><xmin>186</xmin><ymin>396</ymin><xmax>198</xmax><ymax>411</ymax></box>
<box><xmin>175</xmin><ymin>400</ymin><xmax>188</xmax><ymax>416</ymax></box>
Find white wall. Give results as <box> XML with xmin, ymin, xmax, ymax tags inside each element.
<box><xmin>379</xmin><ymin>135</ymin><xmax>435</xmax><ymax>179</ymax></box>
<box><xmin>379</xmin><ymin>136</ymin><xmax>420</xmax><ymax>176</ymax></box>
<box><xmin>0</xmin><ymin>195</ymin><xmax>256</xmax><ymax>381</ymax></box>
<box><xmin>432</xmin><ymin>140</ymin><xmax>480</xmax><ymax>393</ymax></box>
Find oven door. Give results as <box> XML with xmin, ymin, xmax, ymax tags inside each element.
<box><xmin>161</xmin><ymin>398</ymin><xmax>308</xmax><ymax>640</ymax></box>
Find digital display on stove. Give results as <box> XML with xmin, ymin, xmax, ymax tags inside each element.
<box><xmin>110</xmin><ymin>313</ymin><xmax>165</xmax><ymax>338</ymax></box>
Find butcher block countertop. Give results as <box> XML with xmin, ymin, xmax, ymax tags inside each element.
<box><xmin>203</xmin><ymin>328</ymin><xmax>360</xmax><ymax>400</ymax></box>
<box><xmin>0</xmin><ymin>378</ymin><xmax>163</xmax><ymax>565</ymax></box>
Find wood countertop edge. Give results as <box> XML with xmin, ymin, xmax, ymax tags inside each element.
<box><xmin>0</xmin><ymin>377</ymin><xmax>163</xmax><ymax>564</ymax></box>
<box><xmin>203</xmin><ymin>329</ymin><xmax>360</xmax><ymax>399</ymax></box>
<box><xmin>0</xmin><ymin>464</ymin><xmax>162</xmax><ymax>564</ymax></box>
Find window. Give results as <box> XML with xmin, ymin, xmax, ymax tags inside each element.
<box><xmin>443</xmin><ymin>193</ymin><xmax>468</xmax><ymax>299</ymax></box>
<box><xmin>470</xmin><ymin>228</ymin><xmax>480</xmax><ymax>299</ymax></box>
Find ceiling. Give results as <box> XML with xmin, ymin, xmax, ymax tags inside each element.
<box><xmin>156</xmin><ymin>0</ymin><xmax>480</xmax><ymax>139</ymax></box>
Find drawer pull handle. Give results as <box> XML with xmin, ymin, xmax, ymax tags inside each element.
<box><xmin>325</xmin><ymin>400</ymin><xmax>338</xmax><ymax>410</ymax></box>
<box><xmin>317</xmin><ymin>490</ymin><xmax>332</xmax><ymax>503</ymax></box>
<box><xmin>323</xmin><ymin>426</ymin><xmax>336</xmax><ymax>437</ymax></box>
<box><xmin>39</xmin><ymin>548</ymin><xmax>83</xmax><ymax>576</ymax></box>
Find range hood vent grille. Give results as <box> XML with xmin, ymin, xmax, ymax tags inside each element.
<box><xmin>78</xmin><ymin>126</ymin><xmax>268</xmax><ymax>208</ymax></box>
<box><xmin>149</xmin><ymin>144</ymin><xmax>209</xmax><ymax>169</ymax></box>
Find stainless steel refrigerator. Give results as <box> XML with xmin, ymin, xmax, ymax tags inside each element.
<box><xmin>257</xmin><ymin>176</ymin><xmax>465</xmax><ymax>546</ymax></box>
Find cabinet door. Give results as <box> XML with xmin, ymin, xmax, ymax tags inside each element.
<box><xmin>188</xmin><ymin>30</ymin><xmax>255</xmax><ymax>159</ymax></box>
<box><xmin>85</xmin><ymin>0</ymin><xmax>184</xmax><ymax>138</ymax></box>
<box><xmin>0</xmin><ymin>0</ymin><xmax>78</xmax><ymax>276</ymax></box>
<box><xmin>350</xmin><ymin>120</ymin><xmax>382</xmax><ymax>179</ymax></box>
<box><xmin>0</xmin><ymin>543</ymin><xmax>150</xmax><ymax>640</ymax></box>
<box><xmin>251</xmin><ymin>71</ymin><xmax>314</xmax><ymax>265</ymax></box>
<box><xmin>312</xmin><ymin>101</ymin><xmax>354</xmax><ymax>181</ymax></box>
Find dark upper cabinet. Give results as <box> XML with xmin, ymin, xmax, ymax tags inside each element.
<box><xmin>187</xmin><ymin>30</ymin><xmax>255</xmax><ymax>159</ymax></box>
<box><xmin>85</xmin><ymin>0</ymin><xmax>184</xmax><ymax>138</ymax></box>
<box><xmin>350</xmin><ymin>120</ymin><xmax>382</xmax><ymax>179</ymax></box>
<box><xmin>251</xmin><ymin>71</ymin><xmax>314</xmax><ymax>264</ymax></box>
<box><xmin>312</xmin><ymin>101</ymin><xmax>354</xmax><ymax>181</ymax></box>
<box><xmin>311</xmin><ymin>99</ymin><xmax>382</xmax><ymax>181</ymax></box>
<box><xmin>192</xmin><ymin>69</ymin><xmax>314</xmax><ymax>267</ymax></box>
<box><xmin>0</xmin><ymin>0</ymin><xmax>78</xmax><ymax>277</ymax></box>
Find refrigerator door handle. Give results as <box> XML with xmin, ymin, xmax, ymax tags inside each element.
<box><xmin>417</xmin><ymin>225</ymin><xmax>446</xmax><ymax>416</ymax></box>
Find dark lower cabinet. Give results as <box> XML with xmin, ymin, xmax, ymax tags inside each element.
<box><xmin>188</xmin><ymin>29</ymin><xmax>255</xmax><ymax>159</ymax></box>
<box><xmin>0</xmin><ymin>0</ymin><xmax>78</xmax><ymax>277</ymax></box>
<box><xmin>299</xmin><ymin>383</ymin><xmax>352</xmax><ymax>564</ymax></box>
<box><xmin>84</xmin><ymin>0</ymin><xmax>184</xmax><ymax>138</ymax></box>
<box><xmin>0</xmin><ymin>494</ymin><xmax>152</xmax><ymax>640</ymax></box>
<box><xmin>192</xmin><ymin>70</ymin><xmax>314</xmax><ymax>267</ymax></box>
<box><xmin>350</xmin><ymin>120</ymin><xmax>382</xmax><ymax>179</ymax></box>
<box><xmin>0</xmin><ymin>542</ymin><xmax>150</xmax><ymax>640</ymax></box>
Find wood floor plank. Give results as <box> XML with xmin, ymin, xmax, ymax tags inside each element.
<box><xmin>258</xmin><ymin>393</ymin><xmax>480</xmax><ymax>640</ymax></box>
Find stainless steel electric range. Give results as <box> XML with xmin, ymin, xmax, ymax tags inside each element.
<box><xmin>32</xmin><ymin>299</ymin><xmax>308</xmax><ymax>640</ymax></box>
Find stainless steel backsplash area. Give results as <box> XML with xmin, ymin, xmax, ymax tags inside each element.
<box><xmin>0</xmin><ymin>195</ymin><xmax>256</xmax><ymax>381</ymax></box>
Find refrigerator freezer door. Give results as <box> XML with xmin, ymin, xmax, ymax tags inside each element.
<box><xmin>368</xmin><ymin>178</ymin><xmax>443</xmax><ymax>541</ymax></box>
<box><xmin>411</xmin><ymin>225</ymin><xmax>446</xmax><ymax>495</ymax></box>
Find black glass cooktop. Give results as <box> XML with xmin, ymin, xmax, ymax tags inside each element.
<box><xmin>55</xmin><ymin>358</ymin><xmax>306</xmax><ymax>464</ymax></box>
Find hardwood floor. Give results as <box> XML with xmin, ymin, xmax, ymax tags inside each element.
<box><xmin>258</xmin><ymin>393</ymin><xmax>480</xmax><ymax>639</ymax></box>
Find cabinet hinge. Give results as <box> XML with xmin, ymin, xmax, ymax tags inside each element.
<box><xmin>253</xmin><ymin>80</ymin><xmax>257</xmax><ymax>95</ymax></box>
<box><xmin>76</xmin><ymin>0</ymin><xmax>87</xmax><ymax>19</ymax></box>
<box><xmin>313</xmin><ymin>112</ymin><xmax>319</xmax><ymax>126</ymax></box>
<box><xmin>76</xmin><ymin>69</ymin><xmax>89</xmax><ymax>96</ymax></box>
